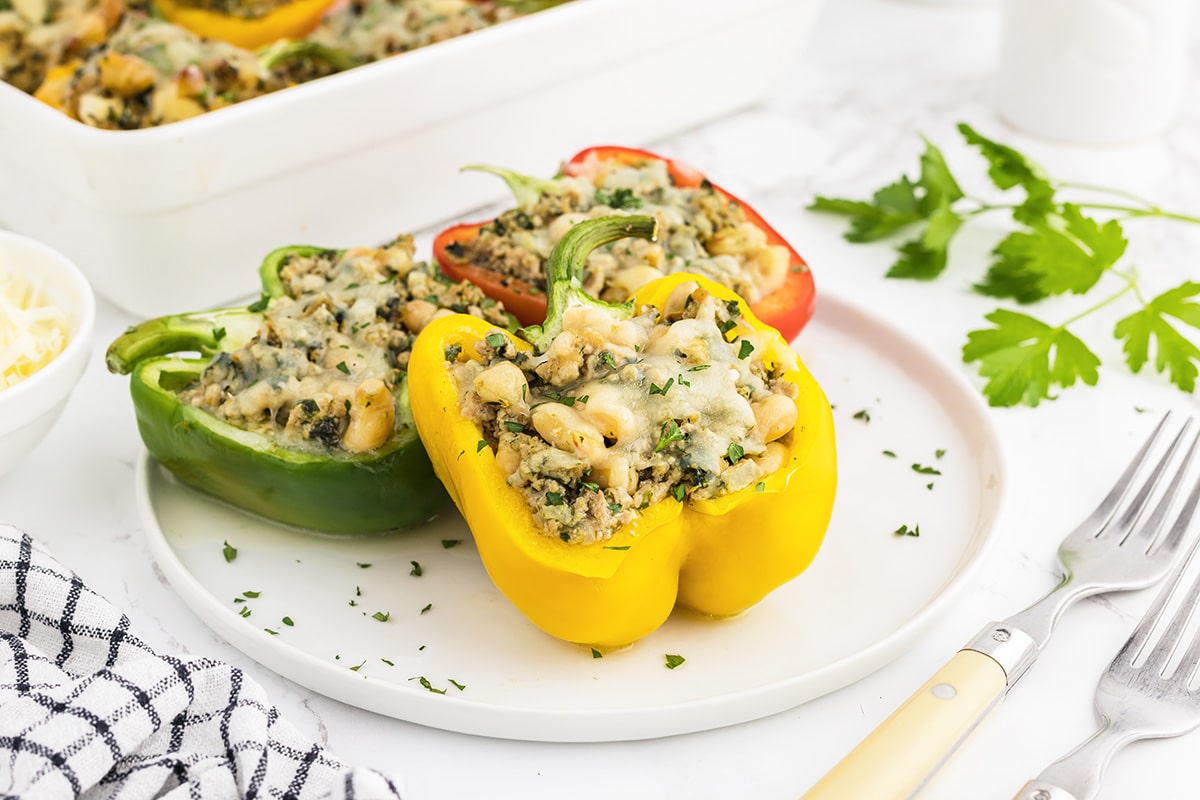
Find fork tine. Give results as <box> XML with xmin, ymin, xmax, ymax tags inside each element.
<box><xmin>1106</xmin><ymin>417</ymin><xmax>1192</xmax><ymax>542</ymax></box>
<box><xmin>1130</xmin><ymin>423</ymin><xmax>1200</xmax><ymax>554</ymax></box>
<box><xmin>1143</xmin><ymin>550</ymin><xmax>1200</xmax><ymax>674</ymax></box>
<box><xmin>1125</xmin><ymin>518</ymin><xmax>1200</xmax><ymax>666</ymax></box>
<box><xmin>1083</xmin><ymin>412</ymin><xmax>1174</xmax><ymax>539</ymax></box>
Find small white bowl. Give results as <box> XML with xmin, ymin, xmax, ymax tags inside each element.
<box><xmin>0</xmin><ymin>229</ymin><xmax>96</xmax><ymax>479</ymax></box>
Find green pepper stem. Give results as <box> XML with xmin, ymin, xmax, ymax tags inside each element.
<box><xmin>256</xmin><ymin>40</ymin><xmax>359</xmax><ymax>72</ymax></box>
<box><xmin>106</xmin><ymin>315</ymin><xmax>225</xmax><ymax>375</ymax></box>
<box><xmin>520</xmin><ymin>215</ymin><xmax>658</xmax><ymax>353</ymax></box>
<box><xmin>461</xmin><ymin>164</ymin><xmax>560</xmax><ymax>207</ymax></box>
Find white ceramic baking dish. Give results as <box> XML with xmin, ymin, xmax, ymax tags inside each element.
<box><xmin>0</xmin><ymin>0</ymin><xmax>824</xmax><ymax>316</ymax></box>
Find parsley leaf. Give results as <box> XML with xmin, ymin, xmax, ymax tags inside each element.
<box><xmin>811</xmin><ymin>177</ymin><xmax>924</xmax><ymax>243</ymax></box>
<box><xmin>222</xmin><ymin>541</ymin><xmax>237</xmax><ymax>563</ymax></box>
<box><xmin>962</xmin><ymin>309</ymin><xmax>1100</xmax><ymax>407</ymax></box>
<box><xmin>1114</xmin><ymin>281</ymin><xmax>1200</xmax><ymax>392</ymax></box>
<box><xmin>664</xmin><ymin>654</ymin><xmax>686</xmax><ymax>670</ymax></box>
<box><xmin>977</xmin><ymin>206</ymin><xmax>1127</xmax><ymax>302</ymax></box>
<box><xmin>957</xmin><ymin>122</ymin><xmax>1054</xmax><ymax>217</ymax></box>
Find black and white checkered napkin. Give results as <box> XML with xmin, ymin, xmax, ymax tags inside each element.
<box><xmin>0</xmin><ymin>524</ymin><xmax>403</xmax><ymax>799</ymax></box>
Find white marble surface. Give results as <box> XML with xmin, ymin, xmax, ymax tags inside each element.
<box><xmin>7</xmin><ymin>0</ymin><xmax>1200</xmax><ymax>797</ymax></box>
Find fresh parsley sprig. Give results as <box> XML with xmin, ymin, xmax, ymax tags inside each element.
<box><xmin>811</xmin><ymin>122</ymin><xmax>1200</xmax><ymax>407</ymax></box>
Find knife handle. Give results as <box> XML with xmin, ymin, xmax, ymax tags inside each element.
<box><xmin>800</xmin><ymin>649</ymin><xmax>1008</xmax><ymax>800</ymax></box>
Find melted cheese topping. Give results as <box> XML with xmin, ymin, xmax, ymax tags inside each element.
<box><xmin>459</xmin><ymin>158</ymin><xmax>792</xmax><ymax>306</ymax></box>
<box><xmin>453</xmin><ymin>285</ymin><xmax>801</xmax><ymax>544</ymax></box>
<box><xmin>0</xmin><ymin>266</ymin><xmax>70</xmax><ymax>389</ymax></box>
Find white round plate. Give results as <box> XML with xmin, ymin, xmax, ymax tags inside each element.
<box><xmin>136</xmin><ymin>291</ymin><xmax>1006</xmax><ymax>743</ymax></box>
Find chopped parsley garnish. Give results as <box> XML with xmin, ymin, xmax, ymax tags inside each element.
<box><xmin>356</xmin><ymin>586</ymin><xmax>362</xmax><ymax>596</ymax></box>
<box><xmin>912</xmin><ymin>463</ymin><xmax>942</xmax><ymax>476</ymax></box>
<box><xmin>688</xmin><ymin>364</ymin><xmax>711</xmax><ymax>372</ymax></box>
<box><xmin>595</xmin><ymin>187</ymin><xmax>643</xmax><ymax>210</ymax></box>
<box><xmin>442</xmin><ymin>539</ymin><xmax>462</xmax><ymax>549</ymax></box>
<box><xmin>738</xmin><ymin>340</ymin><xmax>755</xmax><ymax>360</ymax></box>
<box><xmin>222</xmin><ymin>541</ymin><xmax>237</xmax><ymax>563</ymax></box>
<box><xmin>727</xmin><ymin>443</ymin><xmax>745</xmax><ymax>463</ymax></box>
<box><xmin>656</xmin><ymin>420</ymin><xmax>685</xmax><ymax>452</ymax></box>
<box><xmin>372</xmin><ymin>611</ymin><xmax>391</xmax><ymax>622</ymax></box>
<box><xmin>591</xmin><ymin>648</ymin><xmax>603</xmax><ymax>658</ymax></box>
<box><xmin>581</xmin><ymin>481</ymin><xmax>601</xmax><ymax>493</ymax></box>
<box><xmin>282</xmin><ymin>616</ymin><xmax>294</xmax><ymax>626</ymax></box>
<box><xmin>420</xmin><ymin>604</ymin><xmax>432</xmax><ymax>614</ymax></box>
<box><xmin>264</xmin><ymin>628</ymin><xmax>279</xmax><ymax>636</ymax></box>
<box><xmin>411</xmin><ymin>676</ymin><xmax>446</xmax><ymax>695</ymax></box>
<box><xmin>894</xmin><ymin>524</ymin><xmax>921</xmax><ymax>537</ymax></box>
<box><xmin>649</xmin><ymin>378</ymin><xmax>675</xmax><ymax>396</ymax></box>
<box><xmin>357</xmin><ymin>563</ymin><xmax>372</xmax><ymax>569</ymax></box>
<box><xmin>935</xmin><ymin>448</ymin><xmax>947</xmax><ymax>459</ymax></box>
<box><xmin>755</xmin><ymin>481</ymin><xmax>766</xmax><ymax>492</ymax></box>
<box><xmin>239</xmin><ymin>607</ymin><xmax>251</xmax><ymax>618</ymax></box>
<box><xmin>212</xmin><ymin>326</ymin><xmax>226</xmax><ymax>342</ymax></box>
<box><xmin>381</xmin><ymin>658</ymin><xmax>395</xmax><ymax>666</ymax></box>
<box><xmin>349</xmin><ymin>660</ymin><xmax>366</xmax><ymax>672</ymax></box>
<box><xmin>546</xmin><ymin>491</ymin><xmax>564</xmax><ymax>506</ymax></box>
<box><xmin>853</xmin><ymin>409</ymin><xmax>871</xmax><ymax>422</ymax></box>
<box><xmin>604</xmin><ymin>545</ymin><xmax>631</xmax><ymax>551</ymax></box>
<box><xmin>243</xmin><ymin>590</ymin><xmax>260</xmax><ymax>598</ymax></box>
<box><xmin>449</xmin><ymin>679</ymin><xmax>466</xmax><ymax>691</ymax></box>
<box><xmin>882</xmin><ymin>450</ymin><xmax>896</xmax><ymax>458</ymax></box>
<box><xmin>718</xmin><ymin>319</ymin><xmax>738</xmax><ymax>335</ymax></box>
<box><xmin>665</xmin><ymin>654</ymin><xmax>686</xmax><ymax>670</ymax></box>
<box><xmin>476</xmin><ymin>440</ymin><xmax>489</xmax><ymax>453</ymax></box>
<box><xmin>410</xmin><ymin>561</ymin><xmax>423</xmax><ymax>577</ymax></box>
<box><xmin>503</xmin><ymin>421</ymin><xmax>525</xmax><ymax>433</ymax></box>
<box><xmin>725</xmin><ymin>300</ymin><xmax>742</xmax><ymax>318</ymax></box>
<box><xmin>600</xmin><ymin>351</ymin><xmax>618</xmax><ymax>369</ymax></box>
<box><xmin>247</xmin><ymin>295</ymin><xmax>269</xmax><ymax>312</ymax></box>
<box><xmin>485</xmin><ymin>332</ymin><xmax>507</xmax><ymax>349</ymax></box>
<box><xmin>336</xmin><ymin>361</ymin><xmax>351</xmax><ymax>375</ymax></box>
<box><xmin>672</xmin><ymin>484</ymin><xmax>686</xmax><ymax>502</ymax></box>
<box><xmin>607</xmin><ymin>503</ymin><xmax>623</xmax><ymax>514</ymax></box>
<box><xmin>444</xmin><ymin>343</ymin><xmax>462</xmax><ymax>362</ymax></box>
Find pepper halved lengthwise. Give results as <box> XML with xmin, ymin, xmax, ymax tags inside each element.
<box><xmin>433</xmin><ymin>145</ymin><xmax>817</xmax><ymax>342</ymax></box>
<box><xmin>410</xmin><ymin>215</ymin><xmax>837</xmax><ymax>647</ymax></box>
<box><xmin>106</xmin><ymin>242</ymin><xmax>478</xmax><ymax>535</ymax></box>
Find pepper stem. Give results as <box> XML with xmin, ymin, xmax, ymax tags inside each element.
<box><xmin>461</xmin><ymin>164</ymin><xmax>560</xmax><ymax>207</ymax></box>
<box><xmin>520</xmin><ymin>215</ymin><xmax>657</xmax><ymax>353</ymax></box>
<box><xmin>257</xmin><ymin>40</ymin><xmax>359</xmax><ymax>73</ymax></box>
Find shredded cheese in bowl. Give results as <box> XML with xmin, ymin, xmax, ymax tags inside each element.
<box><xmin>0</xmin><ymin>266</ymin><xmax>70</xmax><ymax>390</ymax></box>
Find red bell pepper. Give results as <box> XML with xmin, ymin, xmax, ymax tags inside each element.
<box><xmin>433</xmin><ymin>145</ymin><xmax>816</xmax><ymax>342</ymax></box>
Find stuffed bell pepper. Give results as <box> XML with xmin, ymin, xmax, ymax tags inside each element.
<box><xmin>409</xmin><ymin>215</ymin><xmax>836</xmax><ymax>647</ymax></box>
<box><xmin>107</xmin><ymin>234</ymin><xmax>512</xmax><ymax>534</ymax></box>
<box><xmin>433</xmin><ymin>145</ymin><xmax>816</xmax><ymax>342</ymax></box>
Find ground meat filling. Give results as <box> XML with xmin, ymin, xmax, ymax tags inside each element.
<box><xmin>452</xmin><ymin>283</ymin><xmax>801</xmax><ymax>544</ymax></box>
<box><xmin>456</xmin><ymin>157</ymin><xmax>793</xmax><ymax>306</ymax></box>
<box><xmin>180</xmin><ymin>235</ymin><xmax>510</xmax><ymax>456</ymax></box>
<box><xmin>57</xmin><ymin>13</ymin><xmax>286</xmax><ymax>129</ymax></box>
<box><xmin>0</xmin><ymin>0</ymin><xmax>123</xmax><ymax>92</ymax></box>
<box><xmin>305</xmin><ymin>0</ymin><xmax>516</xmax><ymax>64</ymax></box>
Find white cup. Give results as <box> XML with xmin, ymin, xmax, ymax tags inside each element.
<box><xmin>996</xmin><ymin>0</ymin><xmax>1194</xmax><ymax>144</ymax></box>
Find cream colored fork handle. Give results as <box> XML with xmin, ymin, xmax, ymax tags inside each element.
<box><xmin>801</xmin><ymin>650</ymin><xmax>1007</xmax><ymax>800</ymax></box>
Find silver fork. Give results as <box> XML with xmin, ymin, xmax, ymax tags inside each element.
<box><xmin>802</xmin><ymin>413</ymin><xmax>1200</xmax><ymax>800</ymax></box>
<box><xmin>1014</xmin><ymin>497</ymin><xmax>1200</xmax><ymax>800</ymax></box>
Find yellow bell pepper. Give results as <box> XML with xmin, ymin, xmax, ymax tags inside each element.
<box><xmin>153</xmin><ymin>0</ymin><xmax>336</xmax><ymax>50</ymax></box>
<box><xmin>408</xmin><ymin>215</ymin><xmax>837</xmax><ymax>647</ymax></box>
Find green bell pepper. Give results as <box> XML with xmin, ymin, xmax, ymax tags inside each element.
<box><xmin>107</xmin><ymin>239</ymin><xmax>509</xmax><ymax>534</ymax></box>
